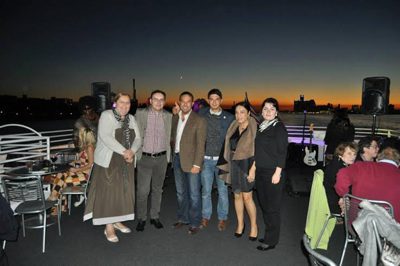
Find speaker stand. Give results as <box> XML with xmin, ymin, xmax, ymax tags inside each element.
<box><xmin>371</xmin><ymin>114</ymin><xmax>377</xmax><ymax>136</ymax></box>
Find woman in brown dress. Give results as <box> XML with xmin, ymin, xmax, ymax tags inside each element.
<box><xmin>84</xmin><ymin>93</ymin><xmax>141</xmax><ymax>243</ymax></box>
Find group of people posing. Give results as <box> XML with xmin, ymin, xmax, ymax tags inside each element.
<box><xmin>47</xmin><ymin>89</ymin><xmax>400</xmax><ymax>252</ymax></box>
<box><xmin>58</xmin><ymin>88</ymin><xmax>288</xmax><ymax>252</ymax></box>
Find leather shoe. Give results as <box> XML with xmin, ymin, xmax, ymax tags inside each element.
<box><xmin>172</xmin><ymin>222</ymin><xmax>189</xmax><ymax>229</ymax></box>
<box><xmin>217</xmin><ymin>220</ymin><xmax>227</xmax><ymax>231</ymax></box>
<box><xmin>188</xmin><ymin>227</ymin><xmax>200</xmax><ymax>235</ymax></box>
<box><xmin>136</xmin><ymin>220</ymin><xmax>146</xmax><ymax>232</ymax></box>
<box><xmin>150</xmin><ymin>218</ymin><xmax>164</xmax><ymax>229</ymax></box>
<box><xmin>199</xmin><ymin>218</ymin><xmax>209</xmax><ymax>229</ymax></box>
<box><xmin>257</xmin><ymin>244</ymin><xmax>276</xmax><ymax>251</ymax></box>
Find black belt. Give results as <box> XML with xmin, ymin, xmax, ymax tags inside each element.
<box><xmin>142</xmin><ymin>151</ymin><xmax>166</xmax><ymax>158</ymax></box>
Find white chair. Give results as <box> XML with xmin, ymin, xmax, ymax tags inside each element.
<box><xmin>1</xmin><ymin>175</ymin><xmax>62</xmax><ymax>253</ymax></box>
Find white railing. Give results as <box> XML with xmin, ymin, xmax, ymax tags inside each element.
<box><xmin>285</xmin><ymin>125</ymin><xmax>400</xmax><ymax>141</ymax></box>
<box><xmin>1</xmin><ymin>123</ymin><xmax>399</xmax><ymax>172</ymax></box>
<box><xmin>0</xmin><ymin>124</ymin><xmax>51</xmax><ymax>173</ymax></box>
<box><xmin>0</xmin><ymin>124</ymin><xmax>74</xmax><ymax>169</ymax></box>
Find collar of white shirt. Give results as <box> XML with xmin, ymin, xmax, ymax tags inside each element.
<box><xmin>378</xmin><ymin>159</ymin><xmax>399</xmax><ymax>167</ymax></box>
<box><xmin>209</xmin><ymin>109</ymin><xmax>222</xmax><ymax>116</ymax></box>
<box><xmin>179</xmin><ymin>110</ymin><xmax>192</xmax><ymax>120</ymax></box>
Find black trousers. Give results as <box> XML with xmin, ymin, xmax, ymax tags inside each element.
<box><xmin>255</xmin><ymin>167</ymin><xmax>285</xmax><ymax>246</ymax></box>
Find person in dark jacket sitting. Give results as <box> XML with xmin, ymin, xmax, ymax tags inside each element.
<box><xmin>324</xmin><ymin>142</ymin><xmax>357</xmax><ymax>214</ymax></box>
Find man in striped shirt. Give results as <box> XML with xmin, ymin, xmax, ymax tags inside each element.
<box><xmin>135</xmin><ymin>90</ymin><xmax>172</xmax><ymax>231</ymax></box>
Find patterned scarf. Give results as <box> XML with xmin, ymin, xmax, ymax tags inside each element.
<box><xmin>112</xmin><ymin>109</ymin><xmax>131</xmax><ymax>187</ymax></box>
<box><xmin>259</xmin><ymin>118</ymin><xmax>278</xmax><ymax>132</ymax></box>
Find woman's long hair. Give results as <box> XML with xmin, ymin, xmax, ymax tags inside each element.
<box><xmin>78</xmin><ymin>127</ymin><xmax>96</xmax><ymax>151</ymax></box>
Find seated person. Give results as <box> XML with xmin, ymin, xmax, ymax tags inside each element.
<box><xmin>48</xmin><ymin>127</ymin><xmax>96</xmax><ymax>213</ymax></box>
<box><xmin>356</xmin><ymin>136</ymin><xmax>379</xmax><ymax>162</ymax></box>
<box><xmin>335</xmin><ymin>146</ymin><xmax>400</xmax><ymax>222</ymax></box>
<box><xmin>324</xmin><ymin>142</ymin><xmax>357</xmax><ymax>214</ymax></box>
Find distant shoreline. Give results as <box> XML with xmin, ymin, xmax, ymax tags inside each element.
<box><xmin>2</xmin><ymin>113</ymin><xmax>399</xmax><ymax>132</ymax></box>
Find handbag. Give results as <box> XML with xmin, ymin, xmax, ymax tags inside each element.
<box><xmin>380</xmin><ymin>239</ymin><xmax>400</xmax><ymax>266</ymax></box>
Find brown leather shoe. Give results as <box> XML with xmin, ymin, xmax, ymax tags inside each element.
<box><xmin>217</xmin><ymin>220</ymin><xmax>227</xmax><ymax>231</ymax></box>
<box><xmin>199</xmin><ymin>218</ymin><xmax>209</xmax><ymax>229</ymax></box>
<box><xmin>172</xmin><ymin>222</ymin><xmax>189</xmax><ymax>229</ymax></box>
<box><xmin>188</xmin><ymin>227</ymin><xmax>200</xmax><ymax>235</ymax></box>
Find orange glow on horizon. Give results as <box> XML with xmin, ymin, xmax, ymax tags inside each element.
<box><xmin>139</xmin><ymin>84</ymin><xmax>400</xmax><ymax>111</ymax></box>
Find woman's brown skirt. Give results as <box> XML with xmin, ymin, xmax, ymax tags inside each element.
<box><xmin>84</xmin><ymin>152</ymin><xmax>135</xmax><ymax>225</ymax></box>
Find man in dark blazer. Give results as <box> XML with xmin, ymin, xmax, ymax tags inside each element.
<box><xmin>171</xmin><ymin>91</ymin><xmax>207</xmax><ymax>234</ymax></box>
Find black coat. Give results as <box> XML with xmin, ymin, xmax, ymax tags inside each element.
<box><xmin>0</xmin><ymin>194</ymin><xmax>18</xmax><ymax>241</ymax></box>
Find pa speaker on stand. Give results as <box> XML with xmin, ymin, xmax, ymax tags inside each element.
<box><xmin>361</xmin><ymin>76</ymin><xmax>390</xmax><ymax>135</ymax></box>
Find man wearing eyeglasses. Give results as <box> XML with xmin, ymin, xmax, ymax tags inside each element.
<box><xmin>135</xmin><ymin>90</ymin><xmax>172</xmax><ymax>231</ymax></box>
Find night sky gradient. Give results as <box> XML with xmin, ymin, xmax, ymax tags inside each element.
<box><xmin>1</xmin><ymin>0</ymin><xmax>399</xmax><ymax>109</ymax></box>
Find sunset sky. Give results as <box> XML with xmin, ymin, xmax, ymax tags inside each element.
<box><xmin>1</xmin><ymin>0</ymin><xmax>399</xmax><ymax>110</ymax></box>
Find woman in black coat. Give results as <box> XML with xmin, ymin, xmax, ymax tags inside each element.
<box><xmin>251</xmin><ymin>98</ymin><xmax>288</xmax><ymax>251</ymax></box>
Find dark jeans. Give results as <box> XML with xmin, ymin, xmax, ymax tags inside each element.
<box><xmin>173</xmin><ymin>153</ymin><xmax>202</xmax><ymax>227</ymax></box>
<box><xmin>255</xmin><ymin>167</ymin><xmax>285</xmax><ymax>246</ymax></box>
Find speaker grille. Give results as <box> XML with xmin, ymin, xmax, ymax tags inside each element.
<box><xmin>361</xmin><ymin>77</ymin><xmax>390</xmax><ymax>115</ymax></box>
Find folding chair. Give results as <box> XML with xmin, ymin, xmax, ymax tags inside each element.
<box><xmin>59</xmin><ymin>166</ymin><xmax>93</xmax><ymax>216</ymax></box>
<box><xmin>303</xmin><ymin>234</ymin><xmax>337</xmax><ymax>266</ymax></box>
<box><xmin>2</xmin><ymin>175</ymin><xmax>62</xmax><ymax>253</ymax></box>
<box><xmin>339</xmin><ymin>194</ymin><xmax>394</xmax><ymax>266</ymax></box>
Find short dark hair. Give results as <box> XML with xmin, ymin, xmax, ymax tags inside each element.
<box><xmin>261</xmin><ymin>97</ymin><xmax>280</xmax><ymax>112</ymax></box>
<box><xmin>150</xmin><ymin>90</ymin><xmax>166</xmax><ymax>99</ymax></box>
<box><xmin>78</xmin><ymin>96</ymin><xmax>97</xmax><ymax>112</ymax></box>
<box><xmin>358</xmin><ymin>136</ymin><xmax>379</xmax><ymax>154</ymax></box>
<box><xmin>208</xmin><ymin>88</ymin><xmax>222</xmax><ymax>99</ymax></box>
<box><xmin>235</xmin><ymin>101</ymin><xmax>251</xmax><ymax>112</ymax></box>
<box><xmin>179</xmin><ymin>91</ymin><xmax>194</xmax><ymax>101</ymax></box>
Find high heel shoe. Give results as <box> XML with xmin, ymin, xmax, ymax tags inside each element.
<box><xmin>113</xmin><ymin>223</ymin><xmax>132</xmax><ymax>233</ymax></box>
<box><xmin>104</xmin><ymin>229</ymin><xmax>119</xmax><ymax>243</ymax></box>
<box><xmin>248</xmin><ymin>227</ymin><xmax>258</xmax><ymax>241</ymax></box>
<box><xmin>74</xmin><ymin>195</ymin><xmax>85</xmax><ymax>207</ymax></box>
<box><xmin>234</xmin><ymin>224</ymin><xmax>245</xmax><ymax>238</ymax></box>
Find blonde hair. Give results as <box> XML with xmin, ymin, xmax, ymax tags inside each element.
<box><xmin>114</xmin><ymin>92</ymin><xmax>131</xmax><ymax>102</ymax></box>
<box><xmin>78</xmin><ymin>127</ymin><xmax>96</xmax><ymax>151</ymax></box>
<box><xmin>377</xmin><ymin>147</ymin><xmax>400</xmax><ymax>165</ymax></box>
<box><xmin>334</xmin><ymin>142</ymin><xmax>358</xmax><ymax>157</ymax></box>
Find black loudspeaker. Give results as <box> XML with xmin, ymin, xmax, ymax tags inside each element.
<box><xmin>361</xmin><ymin>77</ymin><xmax>390</xmax><ymax>115</ymax></box>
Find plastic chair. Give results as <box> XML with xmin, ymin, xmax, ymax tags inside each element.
<box><xmin>339</xmin><ymin>194</ymin><xmax>394</xmax><ymax>266</ymax></box>
<box><xmin>303</xmin><ymin>234</ymin><xmax>337</xmax><ymax>266</ymax></box>
<box><xmin>1</xmin><ymin>175</ymin><xmax>61</xmax><ymax>253</ymax></box>
<box><xmin>59</xmin><ymin>166</ymin><xmax>93</xmax><ymax>215</ymax></box>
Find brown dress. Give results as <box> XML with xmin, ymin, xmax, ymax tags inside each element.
<box><xmin>84</xmin><ymin>128</ymin><xmax>135</xmax><ymax>225</ymax></box>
